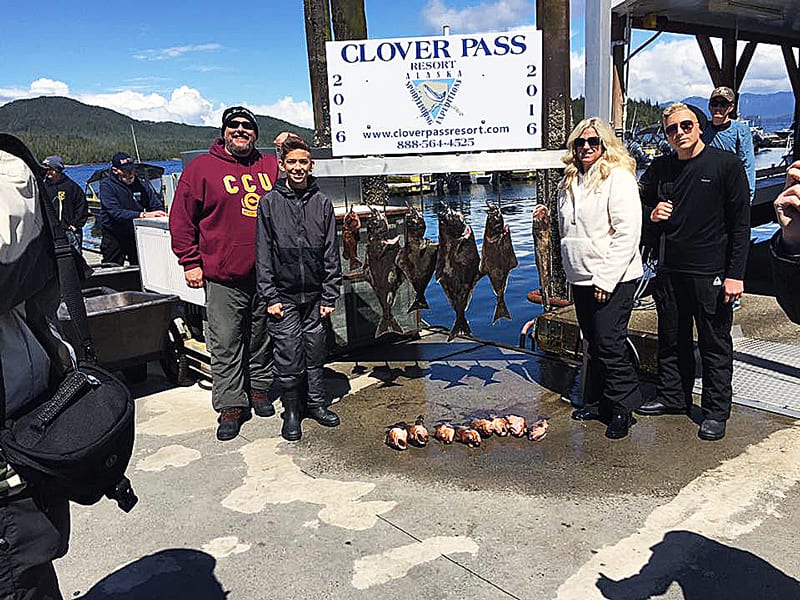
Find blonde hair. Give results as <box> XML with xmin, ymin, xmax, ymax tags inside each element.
<box><xmin>560</xmin><ymin>117</ymin><xmax>636</xmax><ymax>192</ymax></box>
<box><xmin>661</xmin><ymin>102</ymin><xmax>690</xmax><ymax>126</ymax></box>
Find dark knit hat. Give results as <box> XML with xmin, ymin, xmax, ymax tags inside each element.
<box><xmin>221</xmin><ymin>106</ymin><xmax>259</xmax><ymax>138</ymax></box>
<box><xmin>685</xmin><ymin>103</ymin><xmax>708</xmax><ymax>133</ymax></box>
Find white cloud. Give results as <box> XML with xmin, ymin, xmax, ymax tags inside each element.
<box><xmin>570</xmin><ymin>49</ymin><xmax>585</xmax><ymax>98</ymax></box>
<box><xmin>0</xmin><ymin>78</ymin><xmax>312</xmax><ymax>129</ymax></box>
<box><xmin>627</xmin><ymin>37</ymin><xmax>790</xmax><ymax>102</ymax></box>
<box><xmin>421</xmin><ymin>0</ymin><xmax>534</xmax><ymax>34</ymax></box>
<box><xmin>134</xmin><ymin>43</ymin><xmax>223</xmax><ymax>61</ymax></box>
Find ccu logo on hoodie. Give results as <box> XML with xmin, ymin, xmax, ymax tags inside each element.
<box><xmin>222</xmin><ymin>173</ymin><xmax>273</xmax><ymax>217</ymax></box>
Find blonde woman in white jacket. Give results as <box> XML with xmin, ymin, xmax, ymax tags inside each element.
<box><xmin>542</xmin><ymin>117</ymin><xmax>643</xmax><ymax>439</ymax></box>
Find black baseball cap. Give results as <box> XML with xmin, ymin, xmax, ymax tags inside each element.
<box><xmin>221</xmin><ymin>106</ymin><xmax>259</xmax><ymax>137</ymax></box>
<box><xmin>111</xmin><ymin>152</ymin><xmax>135</xmax><ymax>171</ymax></box>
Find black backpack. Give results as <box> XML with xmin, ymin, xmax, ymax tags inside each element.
<box><xmin>0</xmin><ymin>134</ymin><xmax>137</xmax><ymax>512</ymax></box>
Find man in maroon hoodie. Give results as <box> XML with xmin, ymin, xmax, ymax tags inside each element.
<box><xmin>170</xmin><ymin>106</ymin><xmax>293</xmax><ymax>440</ymax></box>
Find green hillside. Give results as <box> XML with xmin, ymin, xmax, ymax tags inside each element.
<box><xmin>0</xmin><ymin>96</ymin><xmax>314</xmax><ymax>164</ymax></box>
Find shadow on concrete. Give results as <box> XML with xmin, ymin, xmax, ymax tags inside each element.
<box><xmin>79</xmin><ymin>549</ymin><xmax>226</xmax><ymax>599</ymax></box>
<box><xmin>596</xmin><ymin>530</ymin><xmax>800</xmax><ymax>600</ymax></box>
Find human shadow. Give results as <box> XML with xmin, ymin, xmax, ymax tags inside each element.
<box><xmin>596</xmin><ymin>530</ymin><xmax>800</xmax><ymax>600</ymax></box>
<box><xmin>78</xmin><ymin>549</ymin><xmax>226</xmax><ymax>599</ymax></box>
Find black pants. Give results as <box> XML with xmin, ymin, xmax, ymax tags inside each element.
<box><xmin>0</xmin><ymin>490</ymin><xmax>70</xmax><ymax>600</ymax></box>
<box><xmin>267</xmin><ymin>299</ymin><xmax>328</xmax><ymax>407</ymax></box>
<box><xmin>653</xmin><ymin>271</ymin><xmax>734</xmax><ymax>421</ymax></box>
<box><xmin>206</xmin><ymin>279</ymin><xmax>272</xmax><ymax>412</ymax></box>
<box><xmin>100</xmin><ymin>230</ymin><xmax>138</xmax><ymax>266</ymax></box>
<box><xmin>573</xmin><ymin>281</ymin><xmax>642</xmax><ymax>416</ymax></box>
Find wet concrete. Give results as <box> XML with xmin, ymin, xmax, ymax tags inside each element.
<box><xmin>310</xmin><ymin>334</ymin><xmax>793</xmax><ymax>499</ymax></box>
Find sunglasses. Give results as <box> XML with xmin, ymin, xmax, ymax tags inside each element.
<box><xmin>709</xmin><ymin>99</ymin><xmax>731</xmax><ymax>109</ymax></box>
<box><xmin>664</xmin><ymin>120</ymin><xmax>696</xmax><ymax>137</ymax></box>
<box><xmin>227</xmin><ymin>119</ymin><xmax>255</xmax><ymax>131</ymax></box>
<box><xmin>573</xmin><ymin>136</ymin><xmax>602</xmax><ymax>150</ymax></box>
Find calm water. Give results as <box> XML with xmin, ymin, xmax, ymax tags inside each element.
<box><xmin>63</xmin><ymin>145</ymin><xmax>788</xmax><ymax>348</ymax></box>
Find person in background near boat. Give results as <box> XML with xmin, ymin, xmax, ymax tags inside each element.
<box><xmin>42</xmin><ymin>155</ymin><xmax>89</xmax><ymax>251</ymax></box>
<box><xmin>771</xmin><ymin>159</ymin><xmax>800</xmax><ymax>324</ymax></box>
<box><xmin>256</xmin><ymin>136</ymin><xmax>342</xmax><ymax>442</ymax></box>
<box><xmin>702</xmin><ymin>86</ymin><xmax>755</xmax><ymax>312</ymax></box>
<box><xmin>638</xmin><ymin>103</ymin><xmax>750</xmax><ymax>441</ymax></box>
<box><xmin>98</xmin><ymin>152</ymin><xmax>166</xmax><ymax>265</ymax></box>
<box><xmin>170</xmin><ymin>106</ymin><xmax>296</xmax><ymax>441</ymax></box>
<box><xmin>0</xmin><ymin>135</ymin><xmax>72</xmax><ymax>600</ymax></box>
<box><xmin>539</xmin><ymin>117</ymin><xmax>643</xmax><ymax>440</ymax></box>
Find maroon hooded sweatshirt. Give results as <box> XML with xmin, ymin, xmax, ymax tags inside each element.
<box><xmin>170</xmin><ymin>139</ymin><xmax>279</xmax><ymax>283</ymax></box>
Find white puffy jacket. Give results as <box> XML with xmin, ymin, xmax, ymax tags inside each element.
<box><xmin>557</xmin><ymin>164</ymin><xmax>643</xmax><ymax>292</ymax></box>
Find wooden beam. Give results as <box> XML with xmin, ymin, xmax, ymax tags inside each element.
<box><xmin>330</xmin><ymin>0</ymin><xmax>367</xmax><ymax>40</ymax></box>
<box><xmin>696</xmin><ymin>35</ymin><xmax>723</xmax><ymax>87</ymax></box>
<box><xmin>735</xmin><ymin>41</ymin><xmax>757</xmax><ymax>90</ymax></box>
<box><xmin>720</xmin><ymin>37</ymin><xmax>736</xmax><ymax>88</ymax></box>
<box><xmin>303</xmin><ymin>0</ymin><xmax>332</xmax><ymax>147</ymax></box>
<box><xmin>611</xmin><ymin>15</ymin><xmax>626</xmax><ymax>131</ymax></box>
<box><xmin>635</xmin><ymin>18</ymin><xmax>796</xmax><ymax>47</ymax></box>
<box><xmin>782</xmin><ymin>46</ymin><xmax>800</xmax><ymax>97</ymax></box>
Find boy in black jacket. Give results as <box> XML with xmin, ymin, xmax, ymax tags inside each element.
<box><xmin>256</xmin><ymin>137</ymin><xmax>342</xmax><ymax>441</ymax></box>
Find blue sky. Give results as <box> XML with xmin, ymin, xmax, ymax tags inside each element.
<box><xmin>0</xmin><ymin>0</ymin><xmax>790</xmax><ymax>128</ymax></box>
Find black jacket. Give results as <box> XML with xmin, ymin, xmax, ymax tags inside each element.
<box><xmin>97</xmin><ymin>173</ymin><xmax>163</xmax><ymax>236</ymax></box>
<box><xmin>256</xmin><ymin>176</ymin><xmax>342</xmax><ymax>307</ymax></box>
<box><xmin>43</xmin><ymin>174</ymin><xmax>89</xmax><ymax>232</ymax></box>
<box><xmin>640</xmin><ymin>146</ymin><xmax>750</xmax><ymax>279</ymax></box>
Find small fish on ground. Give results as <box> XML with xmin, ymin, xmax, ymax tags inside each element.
<box><xmin>471</xmin><ymin>418</ymin><xmax>494</xmax><ymax>438</ymax></box>
<box><xmin>527</xmin><ymin>418</ymin><xmax>550</xmax><ymax>441</ymax></box>
<box><xmin>434</xmin><ymin>422</ymin><xmax>456</xmax><ymax>444</ymax></box>
<box><xmin>454</xmin><ymin>427</ymin><xmax>481</xmax><ymax>447</ymax></box>
<box><xmin>386</xmin><ymin>422</ymin><xmax>409</xmax><ymax>450</ymax></box>
<box><xmin>406</xmin><ymin>415</ymin><xmax>429</xmax><ymax>447</ymax></box>
<box><xmin>490</xmin><ymin>415</ymin><xmax>509</xmax><ymax>437</ymax></box>
<box><xmin>505</xmin><ymin>414</ymin><xmax>527</xmax><ymax>437</ymax></box>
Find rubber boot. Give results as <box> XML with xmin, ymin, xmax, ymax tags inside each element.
<box><xmin>280</xmin><ymin>388</ymin><xmax>302</xmax><ymax>441</ymax></box>
<box><xmin>305</xmin><ymin>367</ymin><xmax>340</xmax><ymax>427</ymax></box>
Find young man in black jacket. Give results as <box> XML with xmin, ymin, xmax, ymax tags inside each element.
<box><xmin>42</xmin><ymin>155</ymin><xmax>89</xmax><ymax>251</ymax></box>
<box><xmin>256</xmin><ymin>137</ymin><xmax>342</xmax><ymax>441</ymax></box>
<box><xmin>638</xmin><ymin>103</ymin><xmax>750</xmax><ymax>441</ymax></box>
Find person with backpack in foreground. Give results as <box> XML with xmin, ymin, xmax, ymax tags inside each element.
<box><xmin>256</xmin><ymin>136</ymin><xmax>342</xmax><ymax>441</ymax></box>
<box><xmin>0</xmin><ymin>135</ymin><xmax>72</xmax><ymax>599</ymax></box>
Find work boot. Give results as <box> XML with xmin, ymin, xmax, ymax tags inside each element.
<box><xmin>216</xmin><ymin>407</ymin><xmax>252</xmax><ymax>441</ymax></box>
<box><xmin>281</xmin><ymin>389</ymin><xmax>303</xmax><ymax>442</ymax></box>
<box><xmin>605</xmin><ymin>414</ymin><xmax>632</xmax><ymax>440</ymax></box>
<box><xmin>698</xmin><ymin>419</ymin><xmax>726</xmax><ymax>441</ymax></box>
<box><xmin>249</xmin><ymin>389</ymin><xmax>275</xmax><ymax>418</ymax></box>
<box><xmin>304</xmin><ymin>367</ymin><xmax>340</xmax><ymax>427</ymax></box>
<box><xmin>635</xmin><ymin>399</ymin><xmax>689</xmax><ymax>416</ymax></box>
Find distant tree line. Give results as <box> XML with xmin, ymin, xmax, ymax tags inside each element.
<box><xmin>572</xmin><ymin>97</ymin><xmax>664</xmax><ymax>131</ymax></box>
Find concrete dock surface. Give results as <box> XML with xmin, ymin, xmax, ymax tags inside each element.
<box><xmin>56</xmin><ymin>320</ymin><xmax>800</xmax><ymax>599</ymax></box>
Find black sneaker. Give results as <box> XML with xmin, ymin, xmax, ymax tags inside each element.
<box><xmin>216</xmin><ymin>407</ymin><xmax>252</xmax><ymax>441</ymax></box>
<box><xmin>249</xmin><ymin>389</ymin><xmax>276</xmax><ymax>418</ymax></box>
<box><xmin>605</xmin><ymin>414</ymin><xmax>631</xmax><ymax>440</ymax></box>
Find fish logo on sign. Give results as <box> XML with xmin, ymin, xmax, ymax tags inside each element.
<box><xmin>406</xmin><ymin>78</ymin><xmax>462</xmax><ymax>125</ymax></box>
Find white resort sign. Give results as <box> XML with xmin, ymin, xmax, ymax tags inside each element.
<box><xmin>325</xmin><ymin>28</ymin><xmax>543</xmax><ymax>157</ymax></box>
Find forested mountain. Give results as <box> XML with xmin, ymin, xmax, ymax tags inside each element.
<box><xmin>0</xmin><ymin>97</ymin><xmax>314</xmax><ymax>164</ymax></box>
